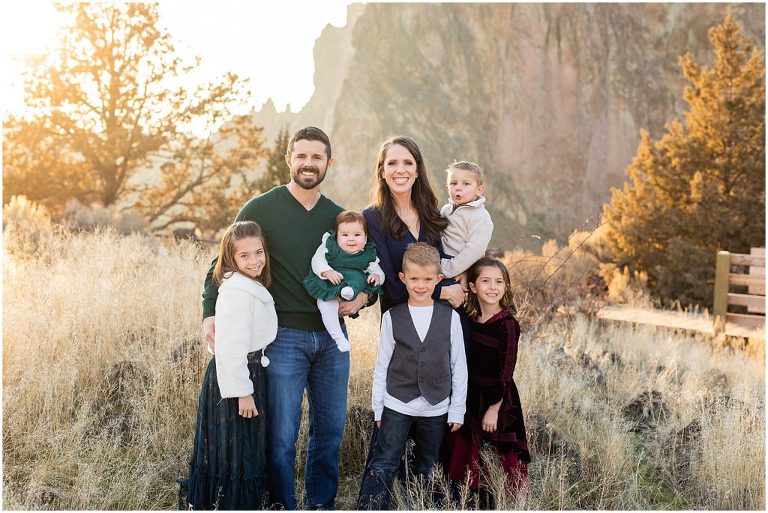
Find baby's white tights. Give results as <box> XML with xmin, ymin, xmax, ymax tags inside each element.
<box><xmin>317</xmin><ymin>298</ymin><xmax>351</xmax><ymax>352</ymax></box>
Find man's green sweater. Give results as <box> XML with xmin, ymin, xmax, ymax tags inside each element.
<box><xmin>202</xmin><ymin>186</ymin><xmax>344</xmax><ymax>331</ymax></box>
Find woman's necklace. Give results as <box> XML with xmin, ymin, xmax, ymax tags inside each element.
<box><xmin>395</xmin><ymin>202</ymin><xmax>420</xmax><ymax>240</ymax></box>
<box><xmin>397</xmin><ymin>205</ymin><xmax>420</xmax><ymax>238</ymax></box>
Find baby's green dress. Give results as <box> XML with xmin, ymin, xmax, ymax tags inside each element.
<box><xmin>303</xmin><ymin>230</ymin><xmax>383</xmax><ymax>301</ymax></box>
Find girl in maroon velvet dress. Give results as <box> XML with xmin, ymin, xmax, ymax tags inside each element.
<box><xmin>446</xmin><ymin>257</ymin><xmax>530</xmax><ymax>496</ymax></box>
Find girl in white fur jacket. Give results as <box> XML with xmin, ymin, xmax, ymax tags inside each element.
<box><xmin>186</xmin><ymin>221</ymin><xmax>277</xmax><ymax>510</ymax></box>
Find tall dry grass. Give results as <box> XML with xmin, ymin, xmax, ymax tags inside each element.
<box><xmin>3</xmin><ymin>230</ymin><xmax>765</xmax><ymax>509</ymax></box>
<box><xmin>3</xmin><ymin>228</ymin><xmax>211</xmax><ymax>509</ymax></box>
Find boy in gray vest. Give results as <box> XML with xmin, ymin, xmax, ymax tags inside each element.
<box><xmin>358</xmin><ymin>243</ymin><xmax>467</xmax><ymax>510</ymax></box>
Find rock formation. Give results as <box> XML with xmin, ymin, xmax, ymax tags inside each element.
<box><xmin>251</xmin><ymin>3</ymin><xmax>764</xmax><ymax>248</ymax></box>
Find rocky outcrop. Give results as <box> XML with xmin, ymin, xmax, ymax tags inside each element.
<box><xmin>251</xmin><ymin>4</ymin><xmax>764</xmax><ymax>247</ymax></box>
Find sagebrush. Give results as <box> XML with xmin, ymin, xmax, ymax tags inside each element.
<box><xmin>3</xmin><ymin>231</ymin><xmax>764</xmax><ymax>510</ymax></box>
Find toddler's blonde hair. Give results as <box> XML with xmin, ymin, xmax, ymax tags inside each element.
<box><xmin>402</xmin><ymin>242</ymin><xmax>441</xmax><ymax>274</ymax></box>
<box><xmin>446</xmin><ymin>160</ymin><xmax>484</xmax><ymax>184</ymax></box>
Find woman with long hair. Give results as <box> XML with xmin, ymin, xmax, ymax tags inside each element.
<box><xmin>363</xmin><ymin>135</ymin><xmax>466</xmax><ymax>313</ymax></box>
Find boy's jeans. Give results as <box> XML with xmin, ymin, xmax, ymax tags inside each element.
<box><xmin>358</xmin><ymin>407</ymin><xmax>448</xmax><ymax>510</ymax></box>
<box><xmin>265</xmin><ymin>326</ymin><xmax>350</xmax><ymax>510</ymax></box>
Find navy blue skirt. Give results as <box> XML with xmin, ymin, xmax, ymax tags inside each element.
<box><xmin>186</xmin><ymin>353</ymin><xmax>268</xmax><ymax>510</ymax></box>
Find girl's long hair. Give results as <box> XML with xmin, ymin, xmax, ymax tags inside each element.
<box><xmin>464</xmin><ymin>257</ymin><xmax>517</xmax><ymax>318</ymax></box>
<box><xmin>370</xmin><ymin>136</ymin><xmax>448</xmax><ymax>244</ymax></box>
<box><xmin>213</xmin><ymin>221</ymin><xmax>271</xmax><ymax>288</ymax></box>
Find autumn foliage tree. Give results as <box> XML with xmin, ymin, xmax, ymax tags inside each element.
<box><xmin>133</xmin><ymin>114</ymin><xmax>267</xmax><ymax>234</ymax></box>
<box><xmin>2</xmin><ymin>3</ymin><xmax>267</xmax><ymax>235</ymax></box>
<box><xmin>602</xmin><ymin>15</ymin><xmax>765</xmax><ymax>307</ymax></box>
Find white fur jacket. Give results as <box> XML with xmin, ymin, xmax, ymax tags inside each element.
<box><xmin>214</xmin><ymin>271</ymin><xmax>277</xmax><ymax>398</ymax></box>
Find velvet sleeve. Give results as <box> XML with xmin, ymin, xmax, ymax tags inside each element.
<box><xmin>498</xmin><ymin>316</ymin><xmax>520</xmax><ymax>408</ymax></box>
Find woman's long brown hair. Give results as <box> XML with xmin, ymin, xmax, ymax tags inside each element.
<box><xmin>370</xmin><ymin>136</ymin><xmax>448</xmax><ymax>244</ymax></box>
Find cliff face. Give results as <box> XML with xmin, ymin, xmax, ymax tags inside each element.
<box><xmin>252</xmin><ymin>3</ymin><xmax>764</xmax><ymax>247</ymax></box>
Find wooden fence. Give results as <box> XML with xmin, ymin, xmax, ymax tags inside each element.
<box><xmin>713</xmin><ymin>247</ymin><xmax>765</xmax><ymax>334</ymax></box>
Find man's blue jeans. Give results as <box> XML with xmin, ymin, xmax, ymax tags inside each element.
<box><xmin>265</xmin><ymin>326</ymin><xmax>350</xmax><ymax>509</ymax></box>
<box><xmin>357</xmin><ymin>407</ymin><xmax>448</xmax><ymax>510</ymax></box>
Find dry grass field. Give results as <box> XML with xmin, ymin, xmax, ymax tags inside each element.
<box><xmin>2</xmin><ymin>229</ymin><xmax>765</xmax><ymax>510</ymax></box>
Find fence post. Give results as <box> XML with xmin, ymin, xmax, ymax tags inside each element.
<box><xmin>713</xmin><ymin>251</ymin><xmax>731</xmax><ymax>335</ymax></box>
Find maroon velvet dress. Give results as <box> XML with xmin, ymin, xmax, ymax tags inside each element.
<box><xmin>446</xmin><ymin>309</ymin><xmax>530</xmax><ymax>490</ymax></box>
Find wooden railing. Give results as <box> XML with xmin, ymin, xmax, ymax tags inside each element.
<box><xmin>713</xmin><ymin>247</ymin><xmax>765</xmax><ymax>334</ymax></box>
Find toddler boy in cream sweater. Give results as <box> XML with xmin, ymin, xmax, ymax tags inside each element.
<box><xmin>440</xmin><ymin>160</ymin><xmax>494</xmax><ymax>281</ymax></box>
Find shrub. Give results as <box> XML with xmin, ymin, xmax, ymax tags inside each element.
<box><xmin>600</xmin><ymin>263</ymin><xmax>651</xmax><ymax>305</ymax></box>
<box><xmin>503</xmin><ymin>226</ymin><xmax>606</xmax><ymax>325</ymax></box>
<box><xmin>63</xmin><ymin>199</ymin><xmax>145</xmax><ymax>234</ymax></box>
<box><xmin>3</xmin><ymin>195</ymin><xmax>54</xmax><ymax>257</ymax></box>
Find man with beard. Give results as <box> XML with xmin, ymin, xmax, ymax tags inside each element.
<box><xmin>201</xmin><ymin>127</ymin><xmax>370</xmax><ymax>509</ymax></box>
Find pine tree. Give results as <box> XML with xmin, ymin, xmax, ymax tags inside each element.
<box><xmin>255</xmin><ymin>125</ymin><xmax>292</xmax><ymax>192</ymax></box>
<box><xmin>602</xmin><ymin>15</ymin><xmax>765</xmax><ymax>307</ymax></box>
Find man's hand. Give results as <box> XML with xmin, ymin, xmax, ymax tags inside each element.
<box><xmin>321</xmin><ymin>269</ymin><xmax>344</xmax><ymax>285</ymax></box>
<box><xmin>448</xmin><ymin>422</ymin><xmax>462</xmax><ymax>432</ymax></box>
<box><xmin>367</xmin><ymin>274</ymin><xmax>383</xmax><ymax>286</ymax></box>
<box><xmin>454</xmin><ymin>272</ymin><xmax>468</xmax><ymax>289</ymax></box>
<box><xmin>338</xmin><ymin>291</ymin><xmax>369</xmax><ymax>317</ymax></box>
<box><xmin>202</xmin><ymin>316</ymin><xmax>216</xmax><ymax>350</ymax></box>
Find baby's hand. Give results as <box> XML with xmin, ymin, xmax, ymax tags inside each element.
<box><xmin>367</xmin><ymin>274</ymin><xmax>383</xmax><ymax>286</ymax></box>
<box><xmin>321</xmin><ymin>269</ymin><xmax>344</xmax><ymax>285</ymax></box>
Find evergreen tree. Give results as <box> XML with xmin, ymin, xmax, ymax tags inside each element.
<box><xmin>255</xmin><ymin>125</ymin><xmax>291</xmax><ymax>192</ymax></box>
<box><xmin>602</xmin><ymin>15</ymin><xmax>765</xmax><ymax>307</ymax></box>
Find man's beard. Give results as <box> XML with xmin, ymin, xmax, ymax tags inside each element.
<box><xmin>292</xmin><ymin>165</ymin><xmax>326</xmax><ymax>190</ymax></box>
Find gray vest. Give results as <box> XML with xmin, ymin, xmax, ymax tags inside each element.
<box><xmin>386</xmin><ymin>302</ymin><xmax>453</xmax><ymax>405</ymax></box>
